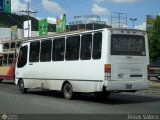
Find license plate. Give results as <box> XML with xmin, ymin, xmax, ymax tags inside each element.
<box><xmin>125</xmin><ymin>84</ymin><xmax>133</xmax><ymax>89</ymax></box>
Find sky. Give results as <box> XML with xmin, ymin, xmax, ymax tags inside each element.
<box><xmin>10</xmin><ymin>0</ymin><xmax>160</xmax><ymax>30</ymax></box>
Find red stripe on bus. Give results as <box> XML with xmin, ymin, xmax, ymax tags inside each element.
<box><xmin>7</xmin><ymin>66</ymin><xmax>15</xmax><ymax>76</ymax></box>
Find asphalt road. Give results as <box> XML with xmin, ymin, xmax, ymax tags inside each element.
<box><xmin>0</xmin><ymin>82</ymin><xmax>160</xmax><ymax>120</ymax></box>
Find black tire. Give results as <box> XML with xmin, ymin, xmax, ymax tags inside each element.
<box><xmin>63</xmin><ymin>83</ymin><xmax>74</xmax><ymax>100</ymax></box>
<box><xmin>18</xmin><ymin>80</ymin><xmax>27</xmax><ymax>94</ymax></box>
<box><xmin>0</xmin><ymin>79</ymin><xmax>2</xmax><ymax>83</ymax></box>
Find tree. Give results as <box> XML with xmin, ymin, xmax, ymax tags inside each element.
<box><xmin>148</xmin><ymin>15</ymin><xmax>160</xmax><ymax>62</ymax></box>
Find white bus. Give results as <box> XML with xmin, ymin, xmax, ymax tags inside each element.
<box><xmin>15</xmin><ymin>28</ymin><xmax>149</xmax><ymax>99</ymax></box>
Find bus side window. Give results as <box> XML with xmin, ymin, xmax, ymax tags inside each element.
<box><xmin>92</xmin><ymin>32</ymin><xmax>102</xmax><ymax>59</ymax></box>
<box><xmin>11</xmin><ymin>43</ymin><xmax>16</xmax><ymax>49</ymax></box>
<box><xmin>3</xmin><ymin>54</ymin><xmax>8</xmax><ymax>65</ymax></box>
<box><xmin>52</xmin><ymin>38</ymin><xmax>65</xmax><ymax>61</ymax></box>
<box><xmin>17</xmin><ymin>46</ymin><xmax>28</xmax><ymax>68</ymax></box>
<box><xmin>0</xmin><ymin>56</ymin><xmax>2</xmax><ymax>66</ymax></box>
<box><xmin>3</xmin><ymin>43</ymin><xmax>9</xmax><ymax>51</ymax></box>
<box><xmin>29</xmin><ymin>41</ymin><xmax>40</xmax><ymax>62</ymax></box>
<box><xmin>80</xmin><ymin>34</ymin><xmax>92</xmax><ymax>60</ymax></box>
<box><xmin>40</xmin><ymin>40</ymin><xmax>52</xmax><ymax>62</ymax></box>
<box><xmin>66</xmin><ymin>36</ymin><xmax>80</xmax><ymax>61</ymax></box>
<box><xmin>8</xmin><ymin>54</ymin><xmax>14</xmax><ymax>65</ymax></box>
<box><xmin>16</xmin><ymin>42</ymin><xmax>21</xmax><ymax>48</ymax></box>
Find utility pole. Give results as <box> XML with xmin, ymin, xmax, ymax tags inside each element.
<box><xmin>111</xmin><ymin>12</ymin><xmax>127</xmax><ymax>28</ymax></box>
<box><xmin>20</xmin><ymin>2</ymin><xmax>37</xmax><ymax>38</ymax></box>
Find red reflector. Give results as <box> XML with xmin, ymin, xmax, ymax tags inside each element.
<box><xmin>105</xmin><ymin>64</ymin><xmax>111</xmax><ymax>73</ymax></box>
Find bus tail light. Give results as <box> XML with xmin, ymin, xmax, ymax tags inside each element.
<box><xmin>105</xmin><ymin>64</ymin><xmax>111</xmax><ymax>80</ymax></box>
<box><xmin>147</xmin><ymin>65</ymin><xmax>150</xmax><ymax>80</ymax></box>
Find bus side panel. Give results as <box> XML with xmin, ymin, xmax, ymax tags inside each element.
<box><xmin>19</xmin><ymin>60</ymin><xmax>104</xmax><ymax>92</ymax></box>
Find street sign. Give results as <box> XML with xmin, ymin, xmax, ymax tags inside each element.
<box><xmin>0</xmin><ymin>0</ymin><xmax>4</xmax><ymax>12</ymax></box>
<box><xmin>24</xmin><ymin>20</ymin><xmax>31</xmax><ymax>38</ymax></box>
<box><xmin>4</xmin><ymin>0</ymin><xmax>11</xmax><ymax>13</ymax></box>
<box><xmin>56</xmin><ymin>14</ymin><xmax>66</xmax><ymax>33</ymax></box>
<box><xmin>39</xmin><ymin>19</ymin><xmax>48</xmax><ymax>36</ymax></box>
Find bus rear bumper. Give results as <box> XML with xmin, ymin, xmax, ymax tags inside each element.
<box><xmin>105</xmin><ymin>80</ymin><xmax>149</xmax><ymax>91</ymax></box>
<box><xmin>0</xmin><ymin>75</ymin><xmax>15</xmax><ymax>81</ymax></box>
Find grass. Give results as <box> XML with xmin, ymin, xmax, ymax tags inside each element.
<box><xmin>149</xmin><ymin>81</ymin><xmax>160</xmax><ymax>89</ymax></box>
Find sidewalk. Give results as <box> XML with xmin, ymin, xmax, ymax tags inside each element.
<box><xmin>135</xmin><ymin>80</ymin><xmax>160</xmax><ymax>96</ymax></box>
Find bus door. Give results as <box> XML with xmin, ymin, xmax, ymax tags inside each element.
<box><xmin>28</xmin><ymin>41</ymin><xmax>43</xmax><ymax>88</ymax></box>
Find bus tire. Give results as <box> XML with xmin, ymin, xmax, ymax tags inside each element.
<box><xmin>18</xmin><ymin>79</ymin><xmax>27</xmax><ymax>94</ymax></box>
<box><xmin>63</xmin><ymin>83</ymin><xmax>74</xmax><ymax>100</ymax></box>
<box><xmin>0</xmin><ymin>79</ymin><xmax>2</xmax><ymax>83</ymax></box>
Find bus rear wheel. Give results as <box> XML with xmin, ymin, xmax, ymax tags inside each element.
<box><xmin>63</xmin><ymin>83</ymin><xmax>74</xmax><ymax>100</ymax></box>
<box><xmin>18</xmin><ymin>80</ymin><xmax>27</xmax><ymax>94</ymax></box>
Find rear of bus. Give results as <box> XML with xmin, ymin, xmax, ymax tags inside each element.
<box><xmin>104</xmin><ymin>28</ymin><xmax>149</xmax><ymax>92</ymax></box>
<box><xmin>0</xmin><ymin>52</ymin><xmax>16</xmax><ymax>82</ymax></box>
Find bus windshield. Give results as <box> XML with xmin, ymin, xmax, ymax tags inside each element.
<box><xmin>111</xmin><ymin>34</ymin><xmax>146</xmax><ymax>56</ymax></box>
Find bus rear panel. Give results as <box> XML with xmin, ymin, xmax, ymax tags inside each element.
<box><xmin>104</xmin><ymin>29</ymin><xmax>149</xmax><ymax>92</ymax></box>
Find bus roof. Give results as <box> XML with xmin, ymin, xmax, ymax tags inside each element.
<box><xmin>0</xmin><ymin>51</ymin><xmax>15</xmax><ymax>54</ymax></box>
<box><xmin>0</xmin><ymin>39</ymin><xmax>22</xmax><ymax>44</ymax></box>
<box><xmin>0</xmin><ymin>28</ymin><xmax>146</xmax><ymax>44</ymax></box>
<box><xmin>14</xmin><ymin>29</ymin><xmax>105</xmax><ymax>44</ymax></box>
<box><xmin>108</xmin><ymin>28</ymin><xmax>146</xmax><ymax>32</ymax></box>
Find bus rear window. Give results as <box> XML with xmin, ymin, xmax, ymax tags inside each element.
<box><xmin>111</xmin><ymin>34</ymin><xmax>146</xmax><ymax>56</ymax></box>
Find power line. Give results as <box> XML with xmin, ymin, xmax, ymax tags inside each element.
<box><xmin>111</xmin><ymin>12</ymin><xmax>127</xmax><ymax>28</ymax></box>
<box><xmin>31</xmin><ymin>0</ymin><xmax>87</xmax><ymax>13</ymax></box>
<box><xmin>7</xmin><ymin>15</ymin><xmax>23</xmax><ymax>27</ymax></box>
<box><xmin>19</xmin><ymin>2</ymin><xmax>37</xmax><ymax>38</ymax></box>
<box><xmin>31</xmin><ymin>0</ymin><xmax>85</xmax><ymax>10</ymax></box>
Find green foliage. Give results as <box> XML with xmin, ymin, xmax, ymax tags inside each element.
<box><xmin>148</xmin><ymin>15</ymin><xmax>160</xmax><ymax>62</ymax></box>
